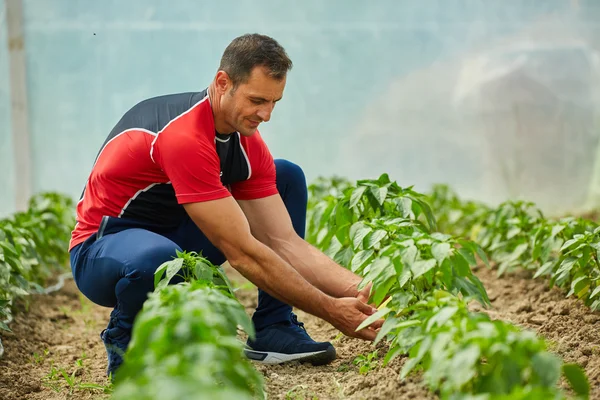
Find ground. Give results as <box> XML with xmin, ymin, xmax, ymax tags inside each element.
<box><xmin>0</xmin><ymin>263</ymin><xmax>598</xmax><ymax>400</ymax></box>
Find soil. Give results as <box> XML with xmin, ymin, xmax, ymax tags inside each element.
<box><xmin>469</xmin><ymin>265</ymin><xmax>600</xmax><ymax>399</ymax></box>
<box><xmin>0</xmin><ymin>279</ymin><xmax>112</xmax><ymax>400</ymax></box>
<box><xmin>0</xmin><ymin>263</ymin><xmax>598</xmax><ymax>399</ymax></box>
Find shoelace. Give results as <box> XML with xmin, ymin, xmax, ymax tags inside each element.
<box><xmin>290</xmin><ymin>313</ymin><xmax>306</xmax><ymax>331</ymax></box>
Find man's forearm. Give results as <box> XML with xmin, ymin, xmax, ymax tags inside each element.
<box><xmin>228</xmin><ymin>238</ymin><xmax>338</xmax><ymax>322</ymax></box>
<box><xmin>273</xmin><ymin>235</ymin><xmax>363</xmax><ymax>298</ymax></box>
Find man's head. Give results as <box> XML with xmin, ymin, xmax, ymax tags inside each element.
<box><xmin>211</xmin><ymin>34</ymin><xmax>293</xmax><ymax>137</ymax></box>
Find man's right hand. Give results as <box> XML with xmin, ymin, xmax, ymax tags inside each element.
<box><xmin>327</xmin><ymin>297</ymin><xmax>385</xmax><ymax>341</ymax></box>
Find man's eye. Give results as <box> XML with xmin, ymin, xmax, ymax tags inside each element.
<box><xmin>251</xmin><ymin>99</ymin><xmax>262</xmax><ymax>105</ymax></box>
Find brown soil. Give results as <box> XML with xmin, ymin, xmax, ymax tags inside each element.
<box><xmin>231</xmin><ymin>269</ymin><xmax>435</xmax><ymax>400</ymax></box>
<box><xmin>0</xmin><ymin>263</ymin><xmax>598</xmax><ymax>399</ymax></box>
<box><xmin>470</xmin><ymin>265</ymin><xmax>600</xmax><ymax>399</ymax></box>
<box><xmin>0</xmin><ymin>279</ymin><xmax>112</xmax><ymax>400</ymax></box>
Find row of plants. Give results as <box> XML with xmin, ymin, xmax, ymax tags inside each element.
<box><xmin>307</xmin><ymin>175</ymin><xmax>589</xmax><ymax>399</ymax></box>
<box><xmin>427</xmin><ymin>184</ymin><xmax>600</xmax><ymax>311</ymax></box>
<box><xmin>110</xmin><ymin>250</ymin><xmax>265</xmax><ymax>400</ymax></box>
<box><xmin>0</xmin><ymin>192</ymin><xmax>75</xmax><ymax>335</ymax></box>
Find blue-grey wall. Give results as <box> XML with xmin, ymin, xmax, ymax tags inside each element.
<box><xmin>2</xmin><ymin>0</ymin><xmax>600</xmax><ymax>216</ymax></box>
<box><xmin>0</xmin><ymin>0</ymin><xmax>15</xmax><ymax>215</ymax></box>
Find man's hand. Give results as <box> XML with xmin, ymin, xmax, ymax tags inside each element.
<box><xmin>357</xmin><ymin>281</ymin><xmax>374</xmax><ymax>305</ymax></box>
<box><xmin>328</xmin><ymin>297</ymin><xmax>384</xmax><ymax>341</ymax></box>
<box><xmin>357</xmin><ymin>281</ymin><xmax>391</xmax><ymax>309</ymax></box>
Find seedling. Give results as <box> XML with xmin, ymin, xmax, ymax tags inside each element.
<box><xmin>353</xmin><ymin>350</ymin><xmax>379</xmax><ymax>375</ymax></box>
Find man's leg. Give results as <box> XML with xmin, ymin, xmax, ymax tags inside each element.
<box><xmin>244</xmin><ymin>159</ymin><xmax>335</xmax><ymax>365</ymax></box>
<box><xmin>70</xmin><ymin>228</ymin><xmax>182</xmax><ymax>377</ymax></box>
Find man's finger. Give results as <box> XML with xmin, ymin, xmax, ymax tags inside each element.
<box><xmin>355</xmin><ymin>299</ymin><xmax>377</xmax><ymax>315</ymax></box>
<box><xmin>356</xmin><ymin>282</ymin><xmax>372</xmax><ymax>304</ymax></box>
<box><xmin>354</xmin><ymin>327</ymin><xmax>377</xmax><ymax>341</ymax></box>
<box><xmin>369</xmin><ymin>318</ymin><xmax>385</xmax><ymax>330</ymax></box>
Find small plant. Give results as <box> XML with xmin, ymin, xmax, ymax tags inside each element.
<box><xmin>285</xmin><ymin>384</ymin><xmax>319</xmax><ymax>400</ymax></box>
<box><xmin>110</xmin><ymin>252</ymin><xmax>265</xmax><ymax>400</ymax></box>
<box><xmin>353</xmin><ymin>349</ymin><xmax>379</xmax><ymax>375</ymax></box>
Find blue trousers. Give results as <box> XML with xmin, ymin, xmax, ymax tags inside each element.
<box><xmin>69</xmin><ymin>159</ymin><xmax>308</xmax><ymax>333</ymax></box>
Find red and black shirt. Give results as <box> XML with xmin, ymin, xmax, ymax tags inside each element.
<box><xmin>69</xmin><ymin>88</ymin><xmax>278</xmax><ymax>250</ymax></box>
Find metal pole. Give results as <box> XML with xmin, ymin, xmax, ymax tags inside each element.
<box><xmin>6</xmin><ymin>0</ymin><xmax>31</xmax><ymax>212</ymax></box>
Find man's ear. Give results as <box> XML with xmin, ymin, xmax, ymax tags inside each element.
<box><xmin>214</xmin><ymin>71</ymin><xmax>231</xmax><ymax>94</ymax></box>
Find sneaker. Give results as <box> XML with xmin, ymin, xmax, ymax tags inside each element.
<box><xmin>100</xmin><ymin>318</ymin><xmax>130</xmax><ymax>379</ymax></box>
<box><xmin>244</xmin><ymin>313</ymin><xmax>336</xmax><ymax>366</ymax></box>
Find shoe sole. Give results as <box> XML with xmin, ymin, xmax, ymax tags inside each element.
<box><xmin>244</xmin><ymin>345</ymin><xmax>336</xmax><ymax>366</ymax></box>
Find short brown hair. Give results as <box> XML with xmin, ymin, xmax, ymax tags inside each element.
<box><xmin>219</xmin><ymin>33</ymin><xmax>293</xmax><ymax>88</ymax></box>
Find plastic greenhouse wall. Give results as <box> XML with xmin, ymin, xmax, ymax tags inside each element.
<box><xmin>1</xmin><ymin>0</ymin><xmax>600</xmax><ymax>218</ymax></box>
<box><xmin>0</xmin><ymin>0</ymin><xmax>15</xmax><ymax>216</ymax></box>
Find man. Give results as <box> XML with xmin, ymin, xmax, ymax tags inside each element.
<box><xmin>69</xmin><ymin>33</ymin><xmax>383</xmax><ymax>378</ymax></box>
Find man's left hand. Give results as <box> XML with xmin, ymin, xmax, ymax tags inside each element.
<box><xmin>355</xmin><ymin>282</ymin><xmax>386</xmax><ymax>331</ymax></box>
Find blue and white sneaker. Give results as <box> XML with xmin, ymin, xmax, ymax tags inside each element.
<box><xmin>244</xmin><ymin>313</ymin><xmax>336</xmax><ymax>366</ymax></box>
<box><xmin>99</xmin><ymin>318</ymin><xmax>130</xmax><ymax>379</ymax></box>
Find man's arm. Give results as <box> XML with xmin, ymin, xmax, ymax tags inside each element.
<box><xmin>237</xmin><ymin>194</ymin><xmax>365</xmax><ymax>299</ymax></box>
<box><xmin>182</xmin><ymin>196</ymin><xmax>380</xmax><ymax>340</ymax></box>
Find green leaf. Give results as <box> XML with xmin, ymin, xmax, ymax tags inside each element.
<box><xmin>458</xmin><ymin>239</ymin><xmax>490</xmax><ymax>267</ymax></box>
<box><xmin>334</xmin><ymin>247</ymin><xmax>354</xmax><ymax>268</ymax></box>
<box><xmin>155</xmin><ymin>258</ymin><xmax>184</xmax><ymax>290</ymax></box>
<box><xmin>335</xmin><ymin>204</ymin><xmax>353</xmax><ymax>231</ymax></box>
<box><xmin>410</xmin><ymin>197</ymin><xmax>437</xmax><ymax>232</ymax></box>
<box><xmin>556</xmin><ymin>257</ymin><xmax>577</xmax><ymax>277</ymax></box>
<box><xmin>506</xmin><ymin>227</ymin><xmax>521</xmax><ymax>239</ymax></box>
<box><xmin>562</xmin><ymin>363</ymin><xmax>590</xmax><ymax>397</ymax></box>
<box><xmin>551</xmin><ymin>224</ymin><xmax>565</xmax><ymax>238</ymax></box>
<box><xmin>572</xmin><ymin>276</ymin><xmax>591</xmax><ymax>298</ymax></box>
<box><xmin>401</xmin><ymin>336</ymin><xmax>432</xmax><ymax>379</ymax></box>
<box><xmin>356</xmin><ymin>307</ymin><xmax>391</xmax><ymax>331</ymax></box>
<box><xmin>365</xmin><ymin>230</ymin><xmax>387</xmax><ymax>249</ymax></box>
<box><xmin>398</xmin><ymin>268</ymin><xmax>412</xmax><ymax>288</ymax></box>
<box><xmin>349</xmin><ymin>186</ymin><xmax>367</xmax><ymax>208</ymax></box>
<box><xmin>0</xmin><ymin>321</ymin><xmax>11</xmax><ymax>331</ymax></box>
<box><xmin>457</xmin><ymin>247</ymin><xmax>477</xmax><ymax>266</ymax></box>
<box><xmin>401</xmin><ymin>245</ymin><xmax>418</xmax><ymax>266</ymax></box>
<box><xmin>589</xmin><ymin>285</ymin><xmax>600</xmax><ymax>300</ymax></box>
<box><xmin>561</xmin><ymin>238</ymin><xmax>581</xmax><ymax>252</ymax></box>
<box><xmin>375</xmin><ymin>318</ymin><xmax>421</xmax><ymax>345</ymax></box>
<box><xmin>426</xmin><ymin>306</ymin><xmax>458</xmax><ymax>331</ymax></box>
<box><xmin>448</xmin><ymin>345</ymin><xmax>481</xmax><ymax>388</ymax></box>
<box><xmin>377</xmin><ymin>173</ymin><xmax>391</xmax><ymax>185</ymax></box>
<box><xmin>350</xmin><ymin>222</ymin><xmax>372</xmax><ymax>250</ymax></box>
<box><xmin>370</xmin><ymin>186</ymin><xmax>388</xmax><ymax>206</ymax></box>
<box><xmin>510</xmin><ymin>242</ymin><xmax>529</xmax><ymax>262</ymax></box>
<box><xmin>432</xmin><ymin>242</ymin><xmax>452</xmax><ymax>264</ymax></box>
<box><xmin>154</xmin><ymin>259</ymin><xmax>175</xmax><ymax>289</ymax></box>
<box><xmin>350</xmin><ymin>250</ymin><xmax>375</xmax><ymax>273</ymax></box>
<box><xmin>374</xmin><ymin>316</ymin><xmax>398</xmax><ymax>345</ymax></box>
<box><xmin>452</xmin><ymin>253</ymin><xmax>470</xmax><ymax>277</ymax></box>
<box><xmin>411</xmin><ymin>259</ymin><xmax>436</xmax><ymax>279</ymax></box>
<box><xmin>383</xmin><ymin>344</ymin><xmax>405</xmax><ymax>367</ymax></box>
<box><xmin>373</xmin><ymin>276</ymin><xmax>395</xmax><ymax>306</ymax></box>
<box><xmin>531</xmin><ymin>352</ymin><xmax>562</xmax><ymax>387</ymax></box>
<box><xmin>533</xmin><ymin>261</ymin><xmax>555</xmax><ymax>279</ymax></box>
<box><xmin>194</xmin><ymin>260</ymin><xmax>214</xmax><ymax>282</ymax></box>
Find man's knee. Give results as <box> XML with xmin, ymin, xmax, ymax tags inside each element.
<box><xmin>275</xmin><ymin>159</ymin><xmax>307</xmax><ymax>196</ymax></box>
<box><xmin>129</xmin><ymin>241</ymin><xmax>182</xmax><ymax>282</ymax></box>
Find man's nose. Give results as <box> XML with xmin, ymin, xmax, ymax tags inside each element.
<box><xmin>256</xmin><ymin>104</ymin><xmax>273</xmax><ymax>122</ymax></box>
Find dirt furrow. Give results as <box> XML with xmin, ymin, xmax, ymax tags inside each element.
<box><xmin>472</xmin><ymin>265</ymin><xmax>600</xmax><ymax>399</ymax></box>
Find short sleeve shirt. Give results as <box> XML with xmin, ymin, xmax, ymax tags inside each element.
<box><xmin>69</xmin><ymin>88</ymin><xmax>278</xmax><ymax>250</ymax></box>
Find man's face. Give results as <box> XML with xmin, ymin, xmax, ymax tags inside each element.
<box><xmin>220</xmin><ymin>66</ymin><xmax>286</xmax><ymax>137</ymax></box>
